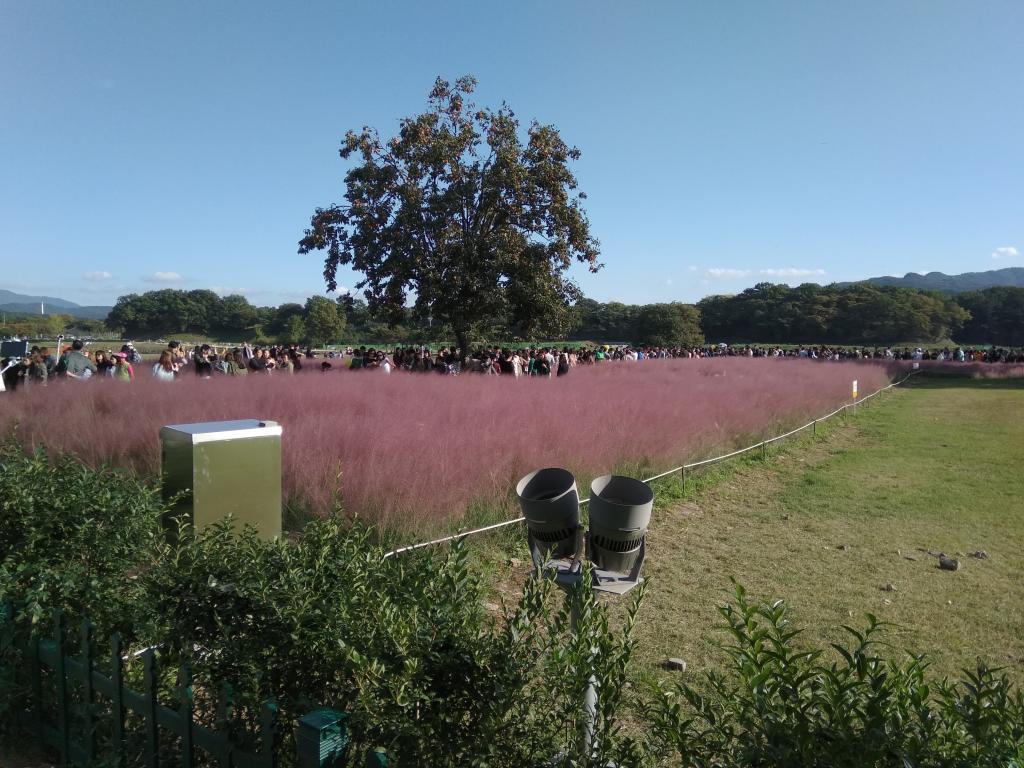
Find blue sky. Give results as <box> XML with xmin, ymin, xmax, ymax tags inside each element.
<box><xmin>1</xmin><ymin>1</ymin><xmax>1021</xmax><ymax>308</ymax></box>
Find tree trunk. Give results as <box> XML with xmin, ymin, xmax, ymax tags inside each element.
<box><xmin>456</xmin><ymin>330</ymin><xmax>470</xmax><ymax>370</ymax></box>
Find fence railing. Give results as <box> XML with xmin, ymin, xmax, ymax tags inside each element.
<box><xmin>382</xmin><ymin>371</ymin><xmax>916</xmax><ymax>559</ymax></box>
<box><xmin>0</xmin><ymin>603</ymin><xmax>385</xmax><ymax>768</ymax></box>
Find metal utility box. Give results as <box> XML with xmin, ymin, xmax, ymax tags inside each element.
<box><xmin>160</xmin><ymin>419</ymin><xmax>282</xmax><ymax>540</ymax></box>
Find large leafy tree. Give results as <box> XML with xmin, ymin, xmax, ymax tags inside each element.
<box><xmin>303</xmin><ymin>296</ymin><xmax>345</xmax><ymax>347</ymax></box>
<box><xmin>298</xmin><ymin>75</ymin><xmax>601</xmax><ymax>358</ymax></box>
<box><xmin>635</xmin><ymin>303</ymin><xmax>704</xmax><ymax>348</ymax></box>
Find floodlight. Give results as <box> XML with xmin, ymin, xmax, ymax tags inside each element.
<box><xmin>586</xmin><ymin>474</ymin><xmax>653</xmax><ymax>594</ymax></box>
<box><xmin>516</xmin><ymin>467</ymin><xmax>583</xmax><ymax>571</ymax></box>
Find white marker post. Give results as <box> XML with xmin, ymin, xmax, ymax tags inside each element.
<box><xmin>852</xmin><ymin>379</ymin><xmax>858</xmax><ymax>412</ymax></box>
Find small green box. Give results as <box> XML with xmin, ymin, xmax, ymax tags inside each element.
<box><xmin>296</xmin><ymin>708</ymin><xmax>349</xmax><ymax>768</ymax></box>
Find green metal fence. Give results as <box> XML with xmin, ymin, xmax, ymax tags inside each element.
<box><xmin>1</xmin><ymin>603</ymin><xmax>385</xmax><ymax>768</ymax></box>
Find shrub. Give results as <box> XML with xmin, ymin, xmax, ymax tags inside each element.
<box><xmin>0</xmin><ymin>440</ymin><xmax>165</xmax><ymax>639</ymax></box>
<box><xmin>642</xmin><ymin>582</ymin><xmax>1024</xmax><ymax>767</ymax></box>
<box><xmin>144</xmin><ymin>522</ymin><xmax>645</xmax><ymax>766</ymax></box>
<box><xmin>0</xmin><ymin>444</ymin><xmax>646</xmax><ymax>765</ymax></box>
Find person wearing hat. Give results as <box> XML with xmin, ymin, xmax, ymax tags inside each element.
<box><xmin>112</xmin><ymin>351</ymin><xmax>134</xmax><ymax>382</ymax></box>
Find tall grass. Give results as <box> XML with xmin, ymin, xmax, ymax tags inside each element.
<box><xmin>915</xmin><ymin>360</ymin><xmax>1024</xmax><ymax>378</ymax></box>
<box><xmin>1</xmin><ymin>359</ymin><xmax>894</xmax><ymax>531</ymax></box>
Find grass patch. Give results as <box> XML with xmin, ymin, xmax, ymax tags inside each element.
<box><xmin>472</xmin><ymin>377</ymin><xmax>1024</xmax><ymax>686</ymax></box>
<box><xmin>628</xmin><ymin>376</ymin><xmax>1024</xmax><ymax>683</ymax></box>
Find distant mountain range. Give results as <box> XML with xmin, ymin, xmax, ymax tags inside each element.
<box><xmin>0</xmin><ymin>289</ymin><xmax>112</xmax><ymax>321</ymax></box>
<box><xmin>840</xmin><ymin>267</ymin><xmax>1024</xmax><ymax>293</ymax></box>
<box><xmin>3</xmin><ymin>266</ymin><xmax>1023</xmax><ymax>322</ymax></box>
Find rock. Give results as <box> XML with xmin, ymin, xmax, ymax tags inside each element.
<box><xmin>938</xmin><ymin>554</ymin><xmax>961</xmax><ymax>571</ymax></box>
<box><xmin>972</xmin><ymin>550</ymin><xmax>989</xmax><ymax>559</ymax></box>
<box><xmin>483</xmin><ymin>602</ymin><xmax>501</xmax><ymax>613</ymax></box>
<box><xmin>837</xmin><ymin>544</ymin><xmax>850</xmax><ymax>551</ymax></box>
<box><xmin>903</xmin><ymin>555</ymin><xmax>918</xmax><ymax>562</ymax></box>
<box><xmin>881</xmin><ymin>583</ymin><xmax>897</xmax><ymax>592</ymax></box>
<box><xmin>663</xmin><ymin>658</ymin><xmax>687</xmax><ymax>672</ymax></box>
<box><xmin>883</xmin><ymin>598</ymin><xmax>892</xmax><ymax>605</ymax></box>
<box><xmin>508</xmin><ymin>557</ymin><xmax>523</xmax><ymax>568</ymax></box>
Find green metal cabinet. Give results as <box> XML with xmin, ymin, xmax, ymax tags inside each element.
<box><xmin>160</xmin><ymin>419</ymin><xmax>282</xmax><ymax>540</ymax></box>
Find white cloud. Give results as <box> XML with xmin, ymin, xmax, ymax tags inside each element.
<box><xmin>758</xmin><ymin>267</ymin><xmax>826</xmax><ymax>277</ymax></box>
<box><xmin>146</xmin><ymin>271</ymin><xmax>183</xmax><ymax>284</ymax></box>
<box><xmin>705</xmin><ymin>268</ymin><xmax>752</xmax><ymax>278</ymax></box>
<box><xmin>82</xmin><ymin>270</ymin><xmax>112</xmax><ymax>281</ymax></box>
<box><xmin>208</xmin><ymin>285</ymin><xmax>256</xmax><ymax>296</ymax></box>
<box><xmin>698</xmin><ymin>266</ymin><xmax>825</xmax><ymax>280</ymax></box>
<box><xmin>991</xmin><ymin>246</ymin><xmax>1019</xmax><ymax>260</ymax></box>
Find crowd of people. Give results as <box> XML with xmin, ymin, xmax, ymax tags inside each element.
<box><xmin>2</xmin><ymin>338</ymin><xmax>1022</xmax><ymax>391</ymax></box>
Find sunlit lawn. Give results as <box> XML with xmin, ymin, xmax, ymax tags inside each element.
<box><xmin>480</xmin><ymin>376</ymin><xmax>1024</xmax><ymax>685</ymax></box>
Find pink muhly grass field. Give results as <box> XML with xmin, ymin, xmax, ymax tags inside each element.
<box><xmin>1</xmin><ymin>359</ymin><xmax>894</xmax><ymax>532</ymax></box>
<box><xmin>914</xmin><ymin>361</ymin><xmax>1024</xmax><ymax>379</ymax></box>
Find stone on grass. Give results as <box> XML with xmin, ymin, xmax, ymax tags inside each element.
<box><xmin>938</xmin><ymin>554</ymin><xmax>961</xmax><ymax>571</ymax></box>
<box><xmin>972</xmin><ymin>550</ymin><xmax>989</xmax><ymax>559</ymax></box>
<box><xmin>663</xmin><ymin>658</ymin><xmax>687</xmax><ymax>672</ymax></box>
<box><xmin>881</xmin><ymin>583</ymin><xmax>897</xmax><ymax>592</ymax></box>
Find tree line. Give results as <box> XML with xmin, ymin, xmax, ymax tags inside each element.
<box><xmin>697</xmin><ymin>282</ymin><xmax>1023</xmax><ymax>346</ymax></box>
<box><xmin>94</xmin><ymin>282</ymin><xmax>1023</xmax><ymax>348</ymax></box>
<box><xmin>105</xmin><ymin>290</ymin><xmax>346</xmax><ymax>346</ymax></box>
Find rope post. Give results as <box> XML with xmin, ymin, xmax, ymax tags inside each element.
<box><xmin>813</xmin><ymin>419</ymin><xmax>817</xmax><ymax>437</ymax></box>
<box><xmin>761</xmin><ymin>441</ymin><xmax>767</xmax><ymax>459</ymax></box>
<box><xmin>681</xmin><ymin>465</ymin><xmax>686</xmax><ymax>489</ymax></box>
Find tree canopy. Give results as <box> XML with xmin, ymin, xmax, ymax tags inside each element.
<box><xmin>298</xmin><ymin>75</ymin><xmax>601</xmax><ymax>358</ymax></box>
<box><xmin>698</xmin><ymin>282</ymin><xmax>970</xmax><ymax>345</ymax></box>
<box><xmin>92</xmin><ymin>283</ymin><xmax>1023</xmax><ymax>348</ymax></box>
<box><xmin>956</xmin><ymin>286</ymin><xmax>1024</xmax><ymax>346</ymax></box>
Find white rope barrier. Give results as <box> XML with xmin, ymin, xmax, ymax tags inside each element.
<box><xmin>382</xmin><ymin>371</ymin><xmax>916</xmax><ymax>559</ymax></box>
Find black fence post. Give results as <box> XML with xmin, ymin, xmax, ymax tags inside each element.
<box><xmin>260</xmin><ymin>700</ymin><xmax>278</xmax><ymax>768</ymax></box>
<box><xmin>179</xmin><ymin>665</ymin><xmax>195</xmax><ymax>768</ymax></box>
<box><xmin>53</xmin><ymin>609</ymin><xmax>70</xmax><ymax>767</ymax></box>
<box><xmin>30</xmin><ymin>634</ymin><xmax>43</xmax><ymax>749</ymax></box>
<box><xmin>110</xmin><ymin>634</ymin><xmax>126</xmax><ymax>766</ymax></box>
<box><xmin>81</xmin><ymin>620</ymin><xmax>96</xmax><ymax>762</ymax></box>
<box><xmin>142</xmin><ymin>648</ymin><xmax>160</xmax><ymax>768</ymax></box>
<box><xmin>0</xmin><ymin>603</ymin><xmax>12</xmax><ymax>688</ymax></box>
<box><xmin>217</xmin><ymin>681</ymin><xmax>235</xmax><ymax>768</ymax></box>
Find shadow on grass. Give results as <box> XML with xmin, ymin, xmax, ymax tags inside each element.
<box><xmin>905</xmin><ymin>375</ymin><xmax>1024</xmax><ymax>391</ymax></box>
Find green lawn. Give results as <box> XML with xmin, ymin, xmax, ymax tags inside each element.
<box><xmin>480</xmin><ymin>376</ymin><xmax>1024</xmax><ymax>685</ymax></box>
<box><xmin>630</xmin><ymin>376</ymin><xmax>1024</xmax><ymax>682</ymax></box>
